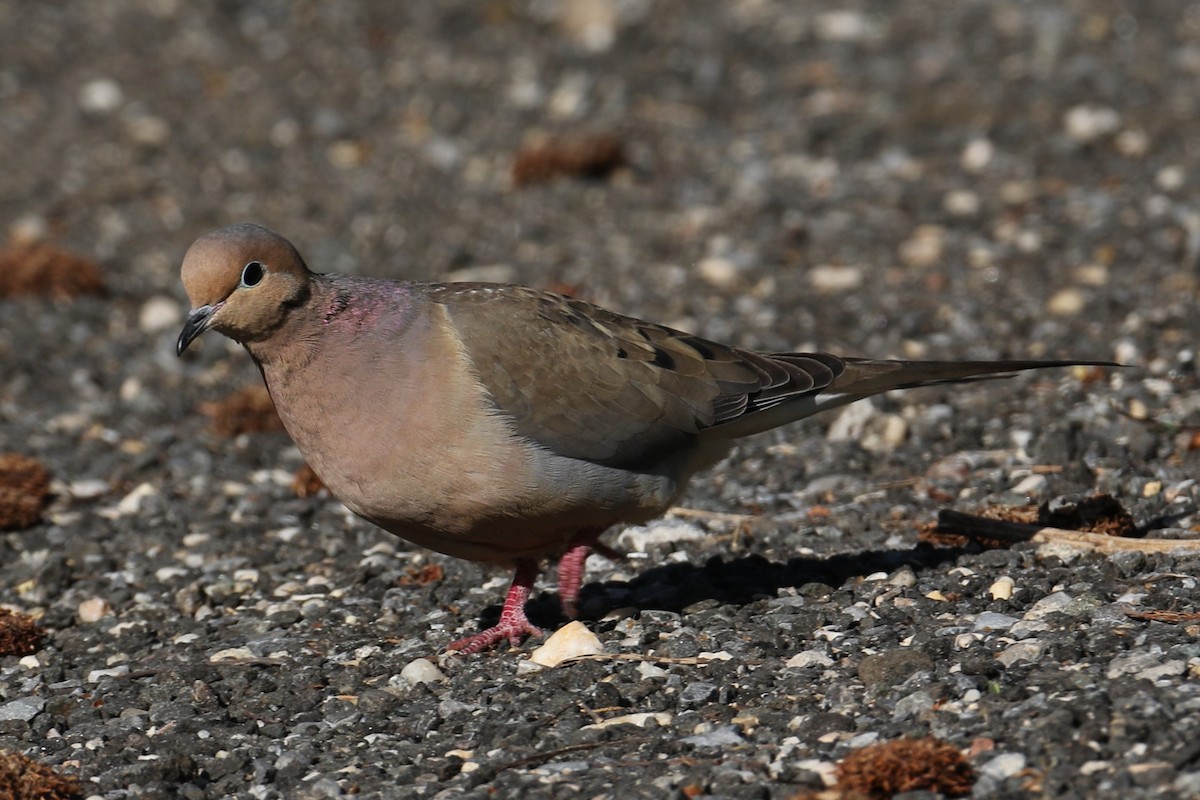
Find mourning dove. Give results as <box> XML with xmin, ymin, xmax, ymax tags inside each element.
<box><xmin>176</xmin><ymin>223</ymin><xmax>1112</xmax><ymax>654</ymax></box>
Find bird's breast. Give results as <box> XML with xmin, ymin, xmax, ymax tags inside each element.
<box><xmin>259</xmin><ymin>305</ymin><xmax>682</xmax><ymax>562</ymax></box>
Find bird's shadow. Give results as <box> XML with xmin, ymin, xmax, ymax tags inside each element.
<box><xmin>479</xmin><ymin>543</ymin><xmax>972</xmax><ymax>630</ymax></box>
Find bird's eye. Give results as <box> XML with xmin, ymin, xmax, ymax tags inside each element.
<box><xmin>240</xmin><ymin>261</ymin><xmax>264</xmax><ymax>287</ymax></box>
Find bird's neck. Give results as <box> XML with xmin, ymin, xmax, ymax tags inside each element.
<box><xmin>245</xmin><ymin>273</ymin><xmax>422</xmax><ymax>375</ymax></box>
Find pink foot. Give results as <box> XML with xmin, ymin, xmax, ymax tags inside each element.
<box><xmin>556</xmin><ymin>530</ymin><xmax>625</xmax><ymax>619</ymax></box>
<box><xmin>447</xmin><ymin>559</ymin><xmax>544</xmax><ymax>654</ymax></box>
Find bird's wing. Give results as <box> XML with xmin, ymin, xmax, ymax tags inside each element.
<box><xmin>428</xmin><ymin>283</ymin><xmax>843</xmax><ymax>468</ymax></box>
<box><xmin>429</xmin><ymin>283</ymin><xmax>1112</xmax><ymax>467</ymax></box>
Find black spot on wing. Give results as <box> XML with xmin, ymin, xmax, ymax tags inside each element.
<box><xmin>651</xmin><ymin>347</ymin><xmax>675</xmax><ymax>370</ymax></box>
<box><xmin>680</xmin><ymin>336</ymin><xmax>716</xmax><ymax>359</ymax></box>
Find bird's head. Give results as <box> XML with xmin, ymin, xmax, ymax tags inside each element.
<box><xmin>176</xmin><ymin>223</ymin><xmax>312</xmax><ymax>355</ymax></box>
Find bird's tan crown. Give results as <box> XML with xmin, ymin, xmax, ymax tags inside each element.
<box><xmin>180</xmin><ymin>223</ymin><xmax>308</xmax><ymax>307</ymax></box>
<box><xmin>179</xmin><ymin>223</ymin><xmax>313</xmax><ymax>348</ymax></box>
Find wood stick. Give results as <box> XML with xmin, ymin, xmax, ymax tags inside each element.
<box><xmin>935</xmin><ymin>509</ymin><xmax>1200</xmax><ymax>554</ymax></box>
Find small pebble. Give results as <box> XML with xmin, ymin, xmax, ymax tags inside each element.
<box><xmin>696</xmin><ymin>257</ymin><xmax>740</xmax><ymax>289</ymax></box>
<box><xmin>997</xmin><ymin>640</ymin><xmax>1045</xmax><ymax>667</ymax></box>
<box><xmin>399</xmin><ymin>657</ymin><xmax>447</xmax><ymax>686</ymax></box>
<box><xmin>808</xmin><ymin>264</ymin><xmax>863</xmax><ymax>292</ymax></box>
<box><xmin>981</xmin><ymin>752</ymin><xmax>1028</xmax><ymax>779</ymax></box>
<box><xmin>1063</xmin><ymin>104</ymin><xmax>1120</xmax><ymax>143</ymax></box>
<box><xmin>681</xmin><ymin>725</ymin><xmax>744</xmax><ymax>747</ymax></box>
<box><xmin>898</xmin><ymin>225</ymin><xmax>945</xmax><ymax>269</ymax></box>
<box><xmin>617</xmin><ymin>519</ymin><xmax>706</xmax><ymax>552</ymax></box>
<box><xmin>961</xmin><ymin>138</ymin><xmax>995</xmax><ymax>172</ymax></box>
<box><xmin>86</xmin><ymin>665</ymin><xmax>130</xmax><ymax>682</ymax></box>
<box><xmin>1024</xmin><ymin>591</ymin><xmax>1072</xmax><ymax>620</ymax></box>
<box><xmin>527</xmin><ymin>621</ymin><xmax>604</xmax><ymax>667</ymax></box>
<box><xmin>79</xmin><ymin>78</ymin><xmax>124</xmax><ymax>113</ymax></box>
<box><xmin>1010</xmin><ymin>474</ymin><xmax>1047</xmax><ymax>496</ymax></box>
<box><xmin>815</xmin><ymin>10</ymin><xmax>872</xmax><ymax>42</ymax></box>
<box><xmin>975</xmin><ymin>611</ymin><xmax>1020</xmax><ymax>631</ymax></box>
<box><xmin>210</xmin><ymin>647</ymin><xmax>256</xmax><ymax>662</ymax></box>
<box><xmin>679</xmin><ymin>681</ymin><xmax>718</xmax><ymax>706</ymax></box>
<box><xmin>638</xmin><ymin>660</ymin><xmax>668</xmax><ymax>680</ymax></box>
<box><xmin>943</xmin><ymin>189</ymin><xmax>981</xmax><ymax>216</ymax></box>
<box><xmin>1047</xmin><ymin>287</ymin><xmax>1086</xmax><ymax>316</ymax></box>
<box><xmin>0</xmin><ymin>697</ymin><xmax>45</xmax><ymax>722</ymax></box>
<box><xmin>559</xmin><ymin>0</ymin><xmax>618</xmax><ymax>52</ymax></box>
<box><xmin>69</xmin><ymin>479</ymin><xmax>110</xmax><ymax>499</ymax></box>
<box><xmin>78</xmin><ymin>598</ymin><xmax>113</xmax><ymax>623</ymax></box>
<box><xmin>989</xmin><ymin>576</ymin><xmax>1015</xmax><ymax>601</ymax></box>
<box><xmin>582</xmin><ymin>712</ymin><xmax>671</xmax><ymax>730</ymax></box>
<box><xmin>139</xmin><ymin>296</ymin><xmax>183</xmax><ymax>333</ymax></box>
<box><xmin>786</xmin><ymin>650</ymin><xmax>834</xmax><ymax>669</ymax></box>
<box><xmin>1156</xmin><ymin>165</ymin><xmax>1185</xmax><ymax>191</ymax></box>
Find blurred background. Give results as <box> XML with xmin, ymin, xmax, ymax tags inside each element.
<box><xmin>4</xmin><ymin>1</ymin><xmax>1195</xmax><ymax>362</ymax></box>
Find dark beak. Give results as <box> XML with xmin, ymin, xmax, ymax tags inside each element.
<box><xmin>176</xmin><ymin>304</ymin><xmax>219</xmax><ymax>356</ymax></box>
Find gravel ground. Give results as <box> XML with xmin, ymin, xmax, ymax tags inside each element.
<box><xmin>2</xmin><ymin>2</ymin><xmax>1200</xmax><ymax>798</ymax></box>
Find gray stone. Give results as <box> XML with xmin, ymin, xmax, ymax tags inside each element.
<box><xmin>0</xmin><ymin>697</ymin><xmax>44</xmax><ymax>722</ymax></box>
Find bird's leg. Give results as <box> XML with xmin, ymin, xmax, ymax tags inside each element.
<box><xmin>556</xmin><ymin>530</ymin><xmax>625</xmax><ymax>619</ymax></box>
<box><xmin>447</xmin><ymin>558</ymin><xmax>543</xmax><ymax>654</ymax></box>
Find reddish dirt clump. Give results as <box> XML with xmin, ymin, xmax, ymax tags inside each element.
<box><xmin>836</xmin><ymin>737</ymin><xmax>975</xmax><ymax>798</ymax></box>
<box><xmin>0</xmin><ymin>609</ymin><xmax>47</xmax><ymax>657</ymax></box>
<box><xmin>512</xmin><ymin>133</ymin><xmax>625</xmax><ymax>186</ymax></box>
<box><xmin>0</xmin><ymin>454</ymin><xmax>52</xmax><ymax>531</ymax></box>
<box><xmin>0</xmin><ymin>750</ymin><xmax>81</xmax><ymax>800</ymax></box>
<box><xmin>0</xmin><ymin>241</ymin><xmax>105</xmax><ymax>299</ymax></box>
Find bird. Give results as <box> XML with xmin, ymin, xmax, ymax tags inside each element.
<box><xmin>176</xmin><ymin>223</ymin><xmax>1113</xmax><ymax>654</ymax></box>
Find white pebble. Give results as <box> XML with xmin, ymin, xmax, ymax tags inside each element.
<box><xmin>1073</xmin><ymin>264</ymin><xmax>1109</xmax><ymax>286</ymax></box>
<box><xmin>899</xmin><ymin>225</ymin><xmax>944</xmax><ymax>268</ymax></box>
<box><xmin>696</xmin><ymin>257</ymin><xmax>740</xmax><ymax>289</ymax></box>
<box><xmin>9</xmin><ymin>214</ymin><xmax>48</xmax><ymax>244</ymax></box>
<box><xmin>808</xmin><ymin>264</ymin><xmax>863</xmax><ymax>292</ymax></box>
<box><xmin>1024</xmin><ymin>591</ymin><xmax>1072</xmax><ymax>619</ymax></box>
<box><xmin>827</xmin><ymin>400</ymin><xmax>875</xmax><ymax>442</ymax></box>
<box><xmin>1046</xmin><ymin>287</ymin><xmax>1085</xmax><ymax>316</ymax></box>
<box><xmin>86</xmin><ymin>665</ymin><xmax>130</xmax><ymax>682</ymax></box>
<box><xmin>786</xmin><ymin>650</ymin><xmax>833</xmax><ymax>669</ymax></box>
<box><xmin>637</xmin><ymin>660</ymin><xmax>668</xmax><ymax>680</ymax></box>
<box><xmin>618</xmin><ymin>519</ymin><xmax>706</xmax><ymax>552</ymax></box>
<box><xmin>1010</xmin><ymin>474</ymin><xmax>1047</xmax><ymax>496</ymax></box>
<box><xmin>1115</xmin><ymin>128</ymin><xmax>1149</xmax><ymax>157</ymax></box>
<box><xmin>1063</xmin><ymin>104</ymin><xmax>1120</xmax><ymax>143</ymax></box>
<box><xmin>79</xmin><ymin>78</ymin><xmax>124</xmax><ymax>113</ymax></box>
<box><xmin>582</xmin><ymin>712</ymin><xmax>672</xmax><ymax>730</ymax></box>
<box><xmin>139</xmin><ymin>296</ymin><xmax>183</xmax><ymax>333</ymax></box>
<box><xmin>981</xmin><ymin>752</ymin><xmax>1028</xmax><ymax>779</ymax></box>
<box><xmin>1156</xmin><ymin>165</ymin><xmax>1185</xmax><ymax>191</ymax></box>
<box><xmin>943</xmin><ymin>189</ymin><xmax>981</xmax><ymax>217</ymax></box>
<box><xmin>69</xmin><ymin>479</ymin><xmax>110</xmax><ymax>499</ymax></box>
<box><xmin>961</xmin><ymin>138</ymin><xmax>995</xmax><ymax>172</ymax></box>
<box><xmin>210</xmin><ymin>647</ymin><xmax>256</xmax><ymax>662</ymax></box>
<box><xmin>528</xmin><ymin>620</ymin><xmax>604</xmax><ymax>667</ymax></box>
<box><xmin>989</xmin><ymin>576</ymin><xmax>1015</xmax><ymax>601</ymax></box>
<box><xmin>399</xmin><ymin>657</ymin><xmax>447</xmax><ymax>686</ymax></box>
<box><xmin>78</xmin><ymin>598</ymin><xmax>113</xmax><ymax>623</ymax></box>
<box><xmin>815</xmin><ymin>10</ymin><xmax>872</xmax><ymax>42</ymax></box>
<box><xmin>559</xmin><ymin>0</ymin><xmax>617</xmax><ymax>52</ymax></box>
